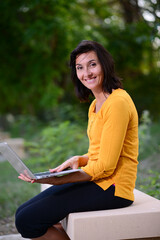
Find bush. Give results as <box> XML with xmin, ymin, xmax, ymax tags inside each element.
<box><xmin>138</xmin><ymin>110</ymin><xmax>152</xmax><ymax>159</ymax></box>
<box><xmin>137</xmin><ymin>111</ymin><xmax>160</xmax><ymax>199</ymax></box>
<box><xmin>138</xmin><ymin>110</ymin><xmax>160</xmax><ymax>160</ymax></box>
<box><xmin>138</xmin><ymin>170</ymin><xmax>160</xmax><ymax>200</ymax></box>
<box><xmin>26</xmin><ymin>121</ymin><xmax>88</xmax><ymax>171</ymax></box>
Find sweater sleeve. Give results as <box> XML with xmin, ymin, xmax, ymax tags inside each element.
<box><xmin>81</xmin><ymin>97</ymin><xmax>130</xmax><ymax>180</ymax></box>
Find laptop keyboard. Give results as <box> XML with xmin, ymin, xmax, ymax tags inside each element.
<box><xmin>34</xmin><ymin>171</ymin><xmax>51</xmax><ymax>176</ymax></box>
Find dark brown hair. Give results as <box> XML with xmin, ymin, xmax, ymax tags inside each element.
<box><xmin>70</xmin><ymin>40</ymin><xmax>123</xmax><ymax>101</ymax></box>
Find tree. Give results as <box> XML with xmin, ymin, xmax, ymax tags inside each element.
<box><xmin>119</xmin><ymin>0</ymin><xmax>143</xmax><ymax>23</ymax></box>
<box><xmin>0</xmin><ymin>0</ymin><xmax>100</xmax><ymax>115</ymax></box>
<box><xmin>94</xmin><ymin>0</ymin><xmax>160</xmax><ymax>118</ymax></box>
<box><xmin>0</xmin><ymin>0</ymin><xmax>159</xmax><ymax>119</ymax></box>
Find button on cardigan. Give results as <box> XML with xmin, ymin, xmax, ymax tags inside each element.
<box><xmin>81</xmin><ymin>89</ymin><xmax>139</xmax><ymax>201</ymax></box>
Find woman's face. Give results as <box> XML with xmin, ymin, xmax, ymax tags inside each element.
<box><xmin>75</xmin><ymin>51</ymin><xmax>104</xmax><ymax>94</ymax></box>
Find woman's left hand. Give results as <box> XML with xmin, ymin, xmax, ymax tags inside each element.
<box><xmin>18</xmin><ymin>170</ymin><xmax>35</xmax><ymax>183</ymax></box>
<box><xmin>18</xmin><ymin>170</ymin><xmax>68</xmax><ymax>185</ymax></box>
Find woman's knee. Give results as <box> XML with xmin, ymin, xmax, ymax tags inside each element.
<box><xmin>15</xmin><ymin>203</ymin><xmax>44</xmax><ymax>237</ymax></box>
<box><xmin>15</xmin><ymin>206</ymin><xmax>35</xmax><ymax>237</ymax></box>
<box><xmin>15</xmin><ymin>210</ymin><xmax>47</xmax><ymax>238</ymax></box>
<box><xmin>15</xmin><ymin>209</ymin><xmax>29</xmax><ymax>235</ymax></box>
<box><xmin>15</xmin><ymin>203</ymin><xmax>23</xmax><ymax>218</ymax></box>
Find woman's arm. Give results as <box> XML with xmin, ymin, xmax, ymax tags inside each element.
<box><xmin>34</xmin><ymin>169</ymin><xmax>91</xmax><ymax>185</ymax></box>
<box><xmin>18</xmin><ymin>155</ymin><xmax>91</xmax><ymax>184</ymax></box>
<box><xmin>18</xmin><ymin>169</ymin><xmax>91</xmax><ymax>185</ymax></box>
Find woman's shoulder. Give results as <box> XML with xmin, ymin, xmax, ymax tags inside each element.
<box><xmin>102</xmin><ymin>89</ymin><xmax>137</xmax><ymax>116</ymax></box>
<box><xmin>107</xmin><ymin>89</ymin><xmax>134</xmax><ymax>106</ymax></box>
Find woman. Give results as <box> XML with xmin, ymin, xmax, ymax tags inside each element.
<box><xmin>15</xmin><ymin>40</ymin><xmax>139</xmax><ymax>240</ymax></box>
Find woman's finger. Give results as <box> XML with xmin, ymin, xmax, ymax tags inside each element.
<box><xmin>18</xmin><ymin>173</ymin><xmax>32</xmax><ymax>182</ymax></box>
<box><xmin>18</xmin><ymin>175</ymin><xmax>30</xmax><ymax>182</ymax></box>
<box><xmin>23</xmin><ymin>170</ymin><xmax>32</xmax><ymax>179</ymax></box>
<box><xmin>49</xmin><ymin>166</ymin><xmax>60</xmax><ymax>173</ymax></box>
<box><xmin>50</xmin><ymin>164</ymin><xmax>68</xmax><ymax>173</ymax></box>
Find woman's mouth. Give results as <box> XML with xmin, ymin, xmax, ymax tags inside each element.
<box><xmin>85</xmin><ymin>77</ymin><xmax>97</xmax><ymax>82</ymax></box>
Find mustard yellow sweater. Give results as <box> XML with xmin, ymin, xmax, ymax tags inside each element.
<box><xmin>81</xmin><ymin>89</ymin><xmax>139</xmax><ymax>201</ymax></box>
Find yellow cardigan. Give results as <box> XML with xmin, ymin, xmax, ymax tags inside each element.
<box><xmin>81</xmin><ymin>89</ymin><xmax>139</xmax><ymax>201</ymax></box>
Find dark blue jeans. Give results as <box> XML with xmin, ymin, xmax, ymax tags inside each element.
<box><xmin>15</xmin><ymin>182</ymin><xmax>133</xmax><ymax>238</ymax></box>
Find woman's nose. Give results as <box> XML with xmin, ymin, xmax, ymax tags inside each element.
<box><xmin>83</xmin><ymin>67</ymin><xmax>92</xmax><ymax>78</ymax></box>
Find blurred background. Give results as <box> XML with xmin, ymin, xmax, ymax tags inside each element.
<box><xmin>0</xmin><ymin>0</ymin><xmax>160</xmax><ymax>235</ymax></box>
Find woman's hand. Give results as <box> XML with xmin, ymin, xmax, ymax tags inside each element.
<box><xmin>49</xmin><ymin>156</ymin><xmax>80</xmax><ymax>173</ymax></box>
<box><xmin>34</xmin><ymin>170</ymin><xmax>91</xmax><ymax>185</ymax></box>
<box><xmin>49</xmin><ymin>155</ymin><xmax>89</xmax><ymax>173</ymax></box>
<box><xmin>18</xmin><ymin>155</ymin><xmax>90</xmax><ymax>185</ymax></box>
<box><xmin>18</xmin><ymin>170</ymin><xmax>35</xmax><ymax>183</ymax></box>
<box><xmin>18</xmin><ymin>169</ymin><xmax>91</xmax><ymax>185</ymax></box>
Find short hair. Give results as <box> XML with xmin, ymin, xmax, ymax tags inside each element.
<box><xmin>70</xmin><ymin>40</ymin><xmax>123</xmax><ymax>101</ymax></box>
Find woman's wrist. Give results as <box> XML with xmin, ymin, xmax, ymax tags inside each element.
<box><xmin>78</xmin><ymin>155</ymin><xmax>89</xmax><ymax>167</ymax></box>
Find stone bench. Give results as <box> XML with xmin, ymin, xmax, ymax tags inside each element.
<box><xmin>41</xmin><ymin>185</ymin><xmax>160</xmax><ymax>240</ymax></box>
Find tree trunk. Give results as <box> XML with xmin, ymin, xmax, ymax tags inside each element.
<box><xmin>118</xmin><ymin>0</ymin><xmax>143</xmax><ymax>23</ymax></box>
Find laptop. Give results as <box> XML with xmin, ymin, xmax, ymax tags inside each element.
<box><xmin>0</xmin><ymin>142</ymin><xmax>81</xmax><ymax>179</ymax></box>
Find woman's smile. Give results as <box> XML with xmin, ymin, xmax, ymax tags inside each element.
<box><xmin>85</xmin><ymin>77</ymin><xmax>97</xmax><ymax>82</ymax></box>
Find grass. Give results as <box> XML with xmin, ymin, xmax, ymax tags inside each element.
<box><xmin>0</xmin><ymin>161</ymin><xmax>40</xmax><ymax>219</ymax></box>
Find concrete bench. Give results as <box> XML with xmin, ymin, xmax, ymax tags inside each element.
<box><xmin>41</xmin><ymin>185</ymin><xmax>160</xmax><ymax>240</ymax></box>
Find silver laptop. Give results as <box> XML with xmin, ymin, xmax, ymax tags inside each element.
<box><xmin>0</xmin><ymin>142</ymin><xmax>80</xmax><ymax>179</ymax></box>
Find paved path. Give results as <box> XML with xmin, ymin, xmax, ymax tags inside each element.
<box><xmin>0</xmin><ymin>234</ymin><xmax>29</xmax><ymax>240</ymax></box>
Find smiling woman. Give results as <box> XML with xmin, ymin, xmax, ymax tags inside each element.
<box><xmin>75</xmin><ymin>51</ymin><xmax>104</xmax><ymax>96</ymax></box>
<box><xmin>15</xmin><ymin>40</ymin><xmax>139</xmax><ymax>240</ymax></box>
<box><xmin>70</xmin><ymin>40</ymin><xmax>122</xmax><ymax>102</ymax></box>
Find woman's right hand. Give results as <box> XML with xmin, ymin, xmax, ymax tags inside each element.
<box><xmin>49</xmin><ymin>156</ymin><xmax>80</xmax><ymax>173</ymax></box>
<box><xmin>49</xmin><ymin>155</ymin><xmax>89</xmax><ymax>173</ymax></box>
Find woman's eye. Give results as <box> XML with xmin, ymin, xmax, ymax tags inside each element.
<box><xmin>90</xmin><ymin>62</ymin><xmax>96</xmax><ymax>67</ymax></box>
<box><xmin>76</xmin><ymin>66</ymin><xmax>82</xmax><ymax>70</ymax></box>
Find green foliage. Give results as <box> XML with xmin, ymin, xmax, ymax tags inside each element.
<box><xmin>0</xmin><ymin>112</ymin><xmax>160</xmax><ymax>219</ymax></box>
<box><xmin>138</xmin><ymin>110</ymin><xmax>152</xmax><ymax>159</ymax></box>
<box><xmin>98</xmin><ymin>20</ymin><xmax>160</xmax><ymax>118</ymax></box>
<box><xmin>137</xmin><ymin>170</ymin><xmax>160</xmax><ymax>200</ymax></box>
<box><xmin>0</xmin><ymin>0</ymin><xmax>160</xmax><ymax>213</ymax></box>
<box><xmin>0</xmin><ymin>0</ymin><xmax>159</xmax><ymax>118</ymax></box>
<box><xmin>26</xmin><ymin>120</ymin><xmax>88</xmax><ymax>171</ymax></box>
<box><xmin>138</xmin><ymin>110</ymin><xmax>160</xmax><ymax>160</ymax></box>
<box><xmin>137</xmin><ymin>111</ymin><xmax>160</xmax><ymax>199</ymax></box>
<box><xmin>7</xmin><ymin>114</ymin><xmax>44</xmax><ymax>139</ymax></box>
<box><xmin>0</xmin><ymin>0</ymin><xmax>105</xmax><ymax>115</ymax></box>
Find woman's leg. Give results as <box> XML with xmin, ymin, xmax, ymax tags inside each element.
<box><xmin>15</xmin><ymin>185</ymin><xmax>57</xmax><ymax>218</ymax></box>
<box><xmin>15</xmin><ymin>182</ymin><xmax>132</xmax><ymax>239</ymax></box>
<box><xmin>15</xmin><ymin>184</ymin><xmax>72</xmax><ymax>238</ymax></box>
<box><xmin>31</xmin><ymin>226</ymin><xmax>70</xmax><ymax>240</ymax></box>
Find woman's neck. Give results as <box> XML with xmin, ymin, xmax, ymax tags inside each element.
<box><xmin>94</xmin><ymin>91</ymin><xmax>110</xmax><ymax>113</ymax></box>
